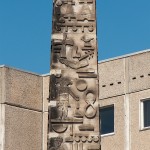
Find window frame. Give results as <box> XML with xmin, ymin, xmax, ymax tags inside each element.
<box><xmin>100</xmin><ymin>104</ymin><xmax>115</xmax><ymax>137</ymax></box>
<box><xmin>140</xmin><ymin>98</ymin><xmax>150</xmax><ymax>130</ymax></box>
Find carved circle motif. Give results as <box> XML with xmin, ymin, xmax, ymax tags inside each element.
<box><xmin>72</xmin><ymin>26</ymin><xmax>77</xmax><ymax>32</ymax></box>
<box><xmin>85</xmin><ymin>90</ymin><xmax>96</xmax><ymax>104</ymax></box>
<box><xmin>76</xmin><ymin>79</ymin><xmax>87</xmax><ymax>91</ymax></box>
<box><xmin>93</xmin><ymin>136</ymin><xmax>99</xmax><ymax>142</ymax></box>
<box><xmin>88</xmin><ymin>25</ymin><xmax>94</xmax><ymax>32</ymax></box>
<box><xmin>87</xmin><ymin>137</ymin><xmax>92</xmax><ymax>143</ymax></box>
<box><xmin>81</xmin><ymin>136</ymin><xmax>87</xmax><ymax>142</ymax></box>
<box><xmin>51</xmin><ymin>124</ymin><xmax>68</xmax><ymax>133</ymax></box>
<box><xmin>75</xmin><ymin>136</ymin><xmax>80</xmax><ymax>142</ymax></box>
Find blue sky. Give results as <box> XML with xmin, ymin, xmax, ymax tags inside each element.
<box><xmin>0</xmin><ymin>0</ymin><xmax>150</xmax><ymax>74</ymax></box>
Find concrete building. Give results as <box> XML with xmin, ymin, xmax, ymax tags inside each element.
<box><xmin>1</xmin><ymin>49</ymin><xmax>150</xmax><ymax>149</ymax></box>
<box><xmin>99</xmin><ymin>49</ymin><xmax>150</xmax><ymax>150</ymax></box>
<box><xmin>1</xmin><ymin>0</ymin><xmax>150</xmax><ymax>149</ymax></box>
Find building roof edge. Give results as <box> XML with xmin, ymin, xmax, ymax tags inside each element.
<box><xmin>98</xmin><ymin>48</ymin><xmax>150</xmax><ymax>64</ymax></box>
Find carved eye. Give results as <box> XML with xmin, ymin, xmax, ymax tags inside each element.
<box><xmin>72</xmin><ymin>26</ymin><xmax>77</xmax><ymax>32</ymax></box>
<box><xmin>59</xmin><ymin>17</ymin><xmax>65</xmax><ymax>23</ymax></box>
<box><xmin>56</xmin><ymin>0</ymin><xmax>62</xmax><ymax>6</ymax></box>
<box><xmin>56</xmin><ymin>25</ymin><xmax>61</xmax><ymax>31</ymax></box>
<box><xmin>88</xmin><ymin>26</ymin><xmax>94</xmax><ymax>32</ymax></box>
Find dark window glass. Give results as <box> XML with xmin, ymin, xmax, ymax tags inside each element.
<box><xmin>144</xmin><ymin>100</ymin><xmax>150</xmax><ymax>127</ymax></box>
<box><xmin>100</xmin><ymin>106</ymin><xmax>114</xmax><ymax>135</ymax></box>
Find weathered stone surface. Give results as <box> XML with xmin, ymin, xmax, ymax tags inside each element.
<box><xmin>4</xmin><ymin>105</ymin><xmax>42</xmax><ymax>150</ymax></box>
<box><xmin>48</xmin><ymin>0</ymin><xmax>100</xmax><ymax>149</ymax></box>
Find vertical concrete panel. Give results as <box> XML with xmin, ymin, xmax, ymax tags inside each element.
<box><xmin>0</xmin><ymin>68</ymin><xmax>2</xmax><ymax>103</ymax></box>
<box><xmin>4</xmin><ymin>105</ymin><xmax>42</xmax><ymax>150</ymax></box>
<box><xmin>128</xmin><ymin>52</ymin><xmax>150</xmax><ymax>93</ymax></box>
<box><xmin>0</xmin><ymin>67</ymin><xmax>5</xmax><ymax>104</ymax></box>
<box><xmin>129</xmin><ymin>89</ymin><xmax>150</xmax><ymax>150</ymax></box>
<box><xmin>42</xmin><ymin>75</ymin><xmax>49</xmax><ymax>149</ymax></box>
<box><xmin>99</xmin><ymin>58</ymin><xmax>125</xmax><ymax>99</ymax></box>
<box><xmin>99</xmin><ymin>96</ymin><xmax>125</xmax><ymax>150</ymax></box>
<box><xmin>43</xmin><ymin>75</ymin><xmax>49</xmax><ymax>112</ymax></box>
<box><xmin>0</xmin><ymin>104</ymin><xmax>5</xmax><ymax>150</ymax></box>
<box><xmin>5</xmin><ymin>67</ymin><xmax>43</xmax><ymax>111</ymax></box>
<box><xmin>43</xmin><ymin>112</ymin><xmax>48</xmax><ymax>150</ymax></box>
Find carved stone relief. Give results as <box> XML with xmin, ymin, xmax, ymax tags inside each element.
<box><xmin>48</xmin><ymin>0</ymin><xmax>100</xmax><ymax>149</ymax></box>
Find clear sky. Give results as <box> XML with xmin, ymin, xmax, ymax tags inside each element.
<box><xmin>0</xmin><ymin>0</ymin><xmax>150</xmax><ymax>74</ymax></box>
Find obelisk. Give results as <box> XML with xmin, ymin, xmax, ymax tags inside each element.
<box><xmin>48</xmin><ymin>0</ymin><xmax>100</xmax><ymax>149</ymax></box>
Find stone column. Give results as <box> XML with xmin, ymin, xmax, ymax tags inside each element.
<box><xmin>48</xmin><ymin>0</ymin><xmax>100</xmax><ymax>149</ymax></box>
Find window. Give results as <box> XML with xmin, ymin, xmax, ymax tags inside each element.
<box><xmin>100</xmin><ymin>105</ymin><xmax>114</xmax><ymax>135</ymax></box>
<box><xmin>141</xmin><ymin>99</ymin><xmax>150</xmax><ymax>128</ymax></box>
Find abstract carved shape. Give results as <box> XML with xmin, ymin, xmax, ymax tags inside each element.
<box><xmin>79</xmin><ymin>0</ymin><xmax>93</xmax><ymax>4</ymax></box>
<box><xmin>86</xmin><ymin>91</ymin><xmax>96</xmax><ymax>104</ymax></box>
<box><xmin>51</xmin><ymin>124</ymin><xmax>68</xmax><ymax>133</ymax></box>
<box><xmin>76</xmin><ymin>69</ymin><xmax>97</xmax><ymax>78</ymax></box>
<box><xmin>51</xmin><ymin>118</ymin><xmax>83</xmax><ymax>124</ymax></box>
<box><xmin>57</xmin><ymin>77</ymin><xmax>79</xmax><ymax>101</ymax></box>
<box><xmin>81</xmin><ymin>136</ymin><xmax>87</xmax><ymax>142</ymax></box>
<box><xmin>55</xmin><ymin>0</ymin><xmax>63</xmax><ymax>6</ymax></box>
<box><xmin>74</xmin><ymin>136</ymin><xmax>80</xmax><ymax>143</ymax></box>
<box><xmin>81</xmin><ymin>35</ymin><xmax>94</xmax><ymax>48</ymax></box>
<box><xmin>48</xmin><ymin>137</ymin><xmax>64</xmax><ymax>149</ymax></box>
<box><xmin>77</xmin><ymin>4</ymin><xmax>95</xmax><ymax>21</ymax></box>
<box><xmin>50</xmin><ymin>74</ymin><xmax>58</xmax><ymax>100</ymax></box>
<box><xmin>79</xmin><ymin>124</ymin><xmax>94</xmax><ymax>131</ymax></box>
<box><xmin>85</xmin><ymin>104</ymin><xmax>97</xmax><ymax>119</ymax></box>
<box><xmin>76</xmin><ymin>79</ymin><xmax>87</xmax><ymax>91</ymax></box>
<box><xmin>93</xmin><ymin>136</ymin><xmax>99</xmax><ymax>143</ymax></box>
<box><xmin>59</xmin><ymin>58</ymin><xmax>89</xmax><ymax>69</ymax></box>
<box><xmin>57</xmin><ymin>101</ymin><xmax>68</xmax><ymax>120</ymax></box>
<box><xmin>65</xmin><ymin>136</ymin><xmax>74</xmax><ymax>143</ymax></box>
<box><xmin>74</xmin><ymin>109</ymin><xmax>84</xmax><ymax>118</ymax></box>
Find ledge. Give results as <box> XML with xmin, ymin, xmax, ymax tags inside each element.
<box><xmin>101</xmin><ymin>132</ymin><xmax>115</xmax><ymax>138</ymax></box>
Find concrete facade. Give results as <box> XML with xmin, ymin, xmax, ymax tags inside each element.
<box><xmin>0</xmin><ymin>66</ymin><xmax>47</xmax><ymax>150</ymax></box>
<box><xmin>99</xmin><ymin>49</ymin><xmax>150</xmax><ymax>150</ymax></box>
<box><xmin>1</xmin><ymin>49</ymin><xmax>150</xmax><ymax>149</ymax></box>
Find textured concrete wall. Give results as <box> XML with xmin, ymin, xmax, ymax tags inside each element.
<box><xmin>4</xmin><ymin>67</ymin><xmax>43</xmax><ymax>111</ymax></box>
<box><xmin>4</xmin><ymin>105</ymin><xmax>42</xmax><ymax>150</ymax></box>
<box><xmin>99</xmin><ymin>59</ymin><xmax>125</xmax><ymax>99</ymax></box>
<box><xmin>0</xmin><ymin>66</ymin><xmax>44</xmax><ymax>150</ymax></box>
<box><xmin>99</xmin><ymin>96</ymin><xmax>125</xmax><ymax>150</ymax></box>
<box><xmin>0</xmin><ymin>67</ymin><xmax>5</xmax><ymax>104</ymax></box>
<box><xmin>42</xmin><ymin>75</ymin><xmax>49</xmax><ymax>150</ymax></box>
<box><xmin>0</xmin><ymin>104</ymin><xmax>5</xmax><ymax>150</ymax></box>
<box><xmin>128</xmin><ymin>52</ymin><xmax>150</xmax><ymax>93</ymax></box>
<box><xmin>99</xmin><ymin>50</ymin><xmax>150</xmax><ymax>150</ymax></box>
<box><xmin>129</xmin><ymin>89</ymin><xmax>150</xmax><ymax>150</ymax></box>
<box><xmin>99</xmin><ymin>50</ymin><xmax>150</xmax><ymax>99</ymax></box>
